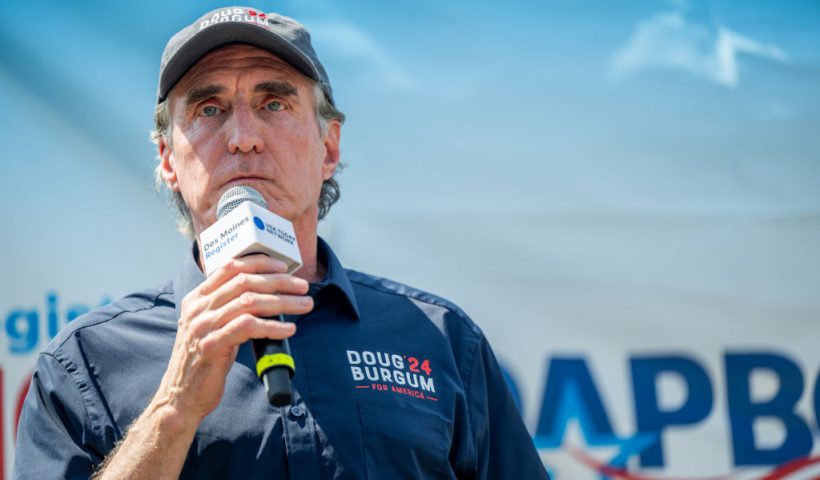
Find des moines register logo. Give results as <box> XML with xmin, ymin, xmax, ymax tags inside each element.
<box><xmin>346</xmin><ymin>350</ymin><xmax>438</xmax><ymax>402</ymax></box>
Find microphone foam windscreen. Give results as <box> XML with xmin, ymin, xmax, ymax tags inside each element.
<box><xmin>216</xmin><ymin>186</ymin><xmax>268</xmax><ymax>219</ymax></box>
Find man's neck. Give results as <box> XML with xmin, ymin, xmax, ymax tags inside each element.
<box><xmin>291</xmin><ymin>230</ymin><xmax>325</xmax><ymax>283</ymax></box>
<box><xmin>286</xmin><ymin>209</ymin><xmax>326</xmax><ymax>283</ymax></box>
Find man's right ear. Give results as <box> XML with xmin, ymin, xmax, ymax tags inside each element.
<box><xmin>158</xmin><ymin>137</ymin><xmax>180</xmax><ymax>192</ymax></box>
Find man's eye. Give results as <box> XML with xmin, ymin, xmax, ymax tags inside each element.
<box><xmin>266</xmin><ymin>101</ymin><xmax>284</xmax><ymax>111</ymax></box>
<box><xmin>201</xmin><ymin>105</ymin><xmax>219</xmax><ymax>117</ymax></box>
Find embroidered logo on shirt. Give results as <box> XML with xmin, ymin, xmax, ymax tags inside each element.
<box><xmin>346</xmin><ymin>350</ymin><xmax>438</xmax><ymax>401</ymax></box>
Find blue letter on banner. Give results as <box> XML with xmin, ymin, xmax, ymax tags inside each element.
<box><xmin>630</xmin><ymin>355</ymin><xmax>713</xmax><ymax>467</ymax></box>
<box><xmin>726</xmin><ymin>352</ymin><xmax>812</xmax><ymax>466</ymax></box>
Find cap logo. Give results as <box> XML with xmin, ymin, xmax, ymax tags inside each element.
<box><xmin>199</xmin><ymin>8</ymin><xmax>270</xmax><ymax>31</ymax></box>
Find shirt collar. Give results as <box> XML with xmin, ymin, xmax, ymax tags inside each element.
<box><xmin>173</xmin><ymin>242</ymin><xmax>206</xmax><ymax>323</ymax></box>
<box><xmin>315</xmin><ymin>236</ymin><xmax>360</xmax><ymax>321</ymax></box>
<box><xmin>173</xmin><ymin>237</ymin><xmax>360</xmax><ymax>322</ymax></box>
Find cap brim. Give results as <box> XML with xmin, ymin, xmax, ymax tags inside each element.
<box><xmin>158</xmin><ymin>22</ymin><xmax>321</xmax><ymax>103</ymax></box>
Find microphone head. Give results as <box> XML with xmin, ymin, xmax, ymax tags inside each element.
<box><xmin>216</xmin><ymin>186</ymin><xmax>268</xmax><ymax>219</ymax></box>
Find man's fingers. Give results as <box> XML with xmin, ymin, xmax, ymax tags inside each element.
<box><xmin>198</xmin><ymin>255</ymin><xmax>289</xmax><ymax>296</ymax></box>
<box><xmin>210</xmin><ymin>293</ymin><xmax>313</xmax><ymax>330</ymax></box>
<box><xmin>202</xmin><ymin>314</ymin><xmax>297</xmax><ymax>353</ymax></box>
<box><xmin>207</xmin><ymin>273</ymin><xmax>309</xmax><ymax>311</ymax></box>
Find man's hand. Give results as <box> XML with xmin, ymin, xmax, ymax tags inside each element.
<box><xmin>93</xmin><ymin>254</ymin><xmax>311</xmax><ymax>480</ymax></box>
<box><xmin>155</xmin><ymin>254</ymin><xmax>311</xmax><ymax>422</ymax></box>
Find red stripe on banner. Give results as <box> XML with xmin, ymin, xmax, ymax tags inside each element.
<box><xmin>15</xmin><ymin>373</ymin><xmax>31</xmax><ymax>443</ymax></box>
<box><xmin>566</xmin><ymin>445</ymin><xmax>737</xmax><ymax>480</ymax></box>
<box><xmin>759</xmin><ymin>455</ymin><xmax>820</xmax><ymax>480</ymax></box>
<box><xmin>355</xmin><ymin>385</ymin><xmax>370</xmax><ymax>389</ymax></box>
<box><xmin>1</xmin><ymin>368</ymin><xmax>5</xmax><ymax>480</ymax></box>
<box><xmin>568</xmin><ymin>444</ymin><xmax>820</xmax><ymax>480</ymax></box>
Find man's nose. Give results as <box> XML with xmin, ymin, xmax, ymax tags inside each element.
<box><xmin>227</xmin><ymin>105</ymin><xmax>265</xmax><ymax>154</ymax></box>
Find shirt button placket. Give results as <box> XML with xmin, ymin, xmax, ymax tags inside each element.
<box><xmin>280</xmin><ymin>337</ymin><xmax>320</xmax><ymax>479</ymax></box>
<box><xmin>281</xmin><ymin>402</ymin><xmax>320</xmax><ymax>479</ymax></box>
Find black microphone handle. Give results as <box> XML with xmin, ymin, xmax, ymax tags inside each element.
<box><xmin>252</xmin><ymin>314</ymin><xmax>295</xmax><ymax>407</ymax></box>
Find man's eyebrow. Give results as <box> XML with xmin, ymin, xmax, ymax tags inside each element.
<box><xmin>185</xmin><ymin>85</ymin><xmax>225</xmax><ymax>106</ymax></box>
<box><xmin>255</xmin><ymin>81</ymin><xmax>298</xmax><ymax>98</ymax></box>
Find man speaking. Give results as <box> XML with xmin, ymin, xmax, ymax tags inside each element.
<box><xmin>14</xmin><ymin>6</ymin><xmax>549</xmax><ymax>479</ymax></box>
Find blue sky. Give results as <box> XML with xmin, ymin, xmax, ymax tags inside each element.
<box><xmin>4</xmin><ymin>1</ymin><xmax>819</xmax><ymax>190</ymax></box>
<box><xmin>2</xmin><ymin>1</ymin><xmax>818</xmax><ymax>285</ymax></box>
<box><xmin>1</xmin><ymin>0</ymin><xmax>817</xmax><ymax>304</ymax></box>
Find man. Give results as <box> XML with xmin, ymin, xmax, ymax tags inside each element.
<box><xmin>14</xmin><ymin>6</ymin><xmax>549</xmax><ymax>479</ymax></box>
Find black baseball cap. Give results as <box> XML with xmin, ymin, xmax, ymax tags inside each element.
<box><xmin>157</xmin><ymin>6</ymin><xmax>333</xmax><ymax>105</ymax></box>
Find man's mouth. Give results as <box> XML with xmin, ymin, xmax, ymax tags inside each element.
<box><xmin>225</xmin><ymin>176</ymin><xmax>266</xmax><ymax>186</ymax></box>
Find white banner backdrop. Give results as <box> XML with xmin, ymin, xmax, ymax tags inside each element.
<box><xmin>4</xmin><ymin>206</ymin><xmax>819</xmax><ymax>479</ymax></box>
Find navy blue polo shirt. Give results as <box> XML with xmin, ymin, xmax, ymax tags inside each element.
<box><xmin>14</xmin><ymin>238</ymin><xmax>548</xmax><ymax>479</ymax></box>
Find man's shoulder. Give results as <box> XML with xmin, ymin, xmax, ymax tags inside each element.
<box><xmin>43</xmin><ymin>281</ymin><xmax>176</xmax><ymax>357</ymax></box>
<box><xmin>344</xmin><ymin>268</ymin><xmax>483</xmax><ymax>338</ymax></box>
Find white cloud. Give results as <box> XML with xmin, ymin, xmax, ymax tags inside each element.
<box><xmin>307</xmin><ymin>19</ymin><xmax>415</xmax><ymax>91</ymax></box>
<box><xmin>610</xmin><ymin>10</ymin><xmax>788</xmax><ymax>87</ymax></box>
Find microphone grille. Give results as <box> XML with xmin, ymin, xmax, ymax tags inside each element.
<box><xmin>216</xmin><ymin>186</ymin><xmax>268</xmax><ymax>219</ymax></box>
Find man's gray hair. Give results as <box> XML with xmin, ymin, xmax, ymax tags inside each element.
<box><xmin>151</xmin><ymin>82</ymin><xmax>345</xmax><ymax>238</ymax></box>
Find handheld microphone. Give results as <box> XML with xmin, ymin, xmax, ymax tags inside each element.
<box><xmin>200</xmin><ymin>185</ymin><xmax>303</xmax><ymax>407</ymax></box>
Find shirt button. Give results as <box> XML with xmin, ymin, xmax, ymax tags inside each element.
<box><xmin>290</xmin><ymin>405</ymin><xmax>305</xmax><ymax>418</ymax></box>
